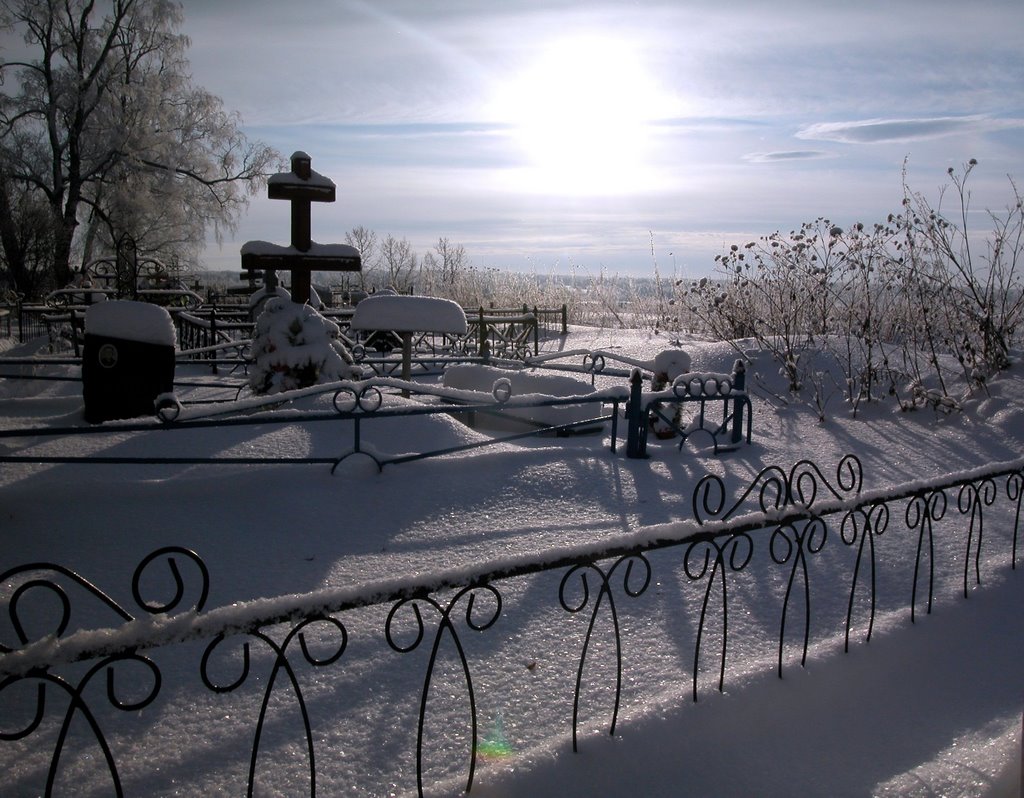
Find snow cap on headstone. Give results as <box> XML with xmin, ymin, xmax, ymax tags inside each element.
<box><xmin>85</xmin><ymin>300</ymin><xmax>176</xmax><ymax>347</ymax></box>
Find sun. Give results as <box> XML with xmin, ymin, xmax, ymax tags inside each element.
<box><xmin>490</xmin><ymin>35</ymin><xmax>673</xmax><ymax>195</ymax></box>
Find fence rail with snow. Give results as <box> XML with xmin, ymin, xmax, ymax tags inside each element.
<box><xmin>1</xmin><ymin>454</ymin><xmax>1019</xmax><ymax>797</ymax></box>
<box><xmin>0</xmin><ymin>349</ymin><xmax>751</xmax><ymax>467</ymax></box>
<box><xmin>0</xmin><ymin>375</ymin><xmax>629</xmax><ymax>472</ymax></box>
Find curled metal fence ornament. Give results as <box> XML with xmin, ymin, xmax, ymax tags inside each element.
<box><xmin>1</xmin><ymin>457</ymin><xmax>1022</xmax><ymax>795</ymax></box>
<box><xmin>557</xmin><ymin>553</ymin><xmax>651</xmax><ymax>752</ymax></box>
<box><xmin>1007</xmin><ymin>469</ymin><xmax>1023</xmax><ymax>569</ymax></box>
<box><xmin>331</xmin><ymin>383</ymin><xmax>383</xmax><ymax>414</ymax></box>
<box><xmin>200</xmin><ymin>615</ymin><xmax>348</xmax><ymax>797</ymax></box>
<box><xmin>682</xmin><ymin>533</ymin><xmax>754</xmax><ymax>700</ymax></box>
<box><xmin>695</xmin><ymin>464</ymin><xmax>791</xmax><ymax>523</ymax></box>
<box><xmin>330</xmin><ymin>384</ymin><xmax>387</xmax><ymax>470</ymax></box>
<box><xmin>769</xmin><ymin>516</ymin><xmax>829</xmax><ymax>677</ymax></box>
<box><xmin>492</xmin><ymin>377</ymin><xmax>513</xmax><ymax>403</ymax></box>
<box><xmin>690</xmin><ymin>456</ymin><xmax>863</xmax><ymax>679</ymax></box>
<box><xmin>671</xmin><ymin>374</ymin><xmax>733</xmax><ymax>399</ymax></box>
<box><xmin>0</xmin><ymin>653</ymin><xmax>161</xmax><ymax>797</ymax></box>
<box><xmin>789</xmin><ymin>455</ymin><xmax>863</xmax><ymax>508</ymax></box>
<box><xmin>2</xmin><ymin>566</ymin><xmax>131</xmax><ymax>652</ymax></box>
<box><xmin>385</xmin><ymin>583</ymin><xmax>502</xmax><ymax>798</ymax></box>
<box><xmin>582</xmin><ymin>352</ymin><xmax>606</xmax><ymax>375</ymax></box>
<box><xmin>905</xmin><ymin>489</ymin><xmax>947</xmax><ymax>621</ymax></box>
<box><xmin>1</xmin><ymin>546</ymin><xmax>208</xmax><ymax>653</ymax></box>
<box><xmin>0</xmin><ymin>547</ymin><xmax>205</xmax><ymax>797</ymax></box>
<box><xmin>839</xmin><ymin>502</ymin><xmax>889</xmax><ymax>650</ymax></box>
<box><xmin>238</xmin><ymin>342</ymin><xmax>254</xmax><ymax>363</ymax></box>
<box><xmin>131</xmin><ymin>546</ymin><xmax>211</xmax><ymax>615</ymax></box>
<box><xmin>155</xmin><ymin>394</ymin><xmax>182</xmax><ymax>422</ymax></box>
<box><xmin>957</xmin><ymin>476</ymin><xmax>997</xmax><ymax>598</ymax></box>
<box><xmin>692</xmin><ymin>454</ymin><xmax>862</xmax><ymax>523</ymax></box>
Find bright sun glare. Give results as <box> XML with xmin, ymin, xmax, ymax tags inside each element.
<box><xmin>491</xmin><ymin>35</ymin><xmax>673</xmax><ymax>196</ymax></box>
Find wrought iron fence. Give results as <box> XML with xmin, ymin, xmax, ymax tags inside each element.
<box><xmin>3</xmin><ymin>300</ymin><xmax>566</xmax><ymax>352</ymax></box>
<box><xmin>0</xmin><ymin>375</ymin><xmax>628</xmax><ymax>471</ymax></box>
<box><xmin>173</xmin><ymin>305</ymin><xmax>555</xmax><ymax>368</ymax></box>
<box><xmin>1</xmin><ymin>454</ymin><xmax>1019</xmax><ymax>796</ymax></box>
<box><xmin>475</xmin><ymin>304</ymin><xmax>568</xmax><ymax>337</ymax></box>
<box><xmin>327</xmin><ymin>307</ymin><xmax>547</xmax><ymax>360</ymax></box>
<box><xmin>8</xmin><ymin>304</ymin><xmax>85</xmax><ymax>354</ymax></box>
<box><xmin>0</xmin><ymin>348</ymin><xmax>750</xmax><ymax>469</ymax></box>
<box><xmin>467</xmin><ymin>309</ymin><xmax>539</xmax><ymax>359</ymax></box>
<box><xmin>176</xmin><ymin>310</ymin><xmax>253</xmax><ymax>351</ymax></box>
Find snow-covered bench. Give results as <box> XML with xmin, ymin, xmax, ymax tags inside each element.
<box><xmin>350</xmin><ymin>295</ymin><xmax>467</xmax><ymax>390</ymax></box>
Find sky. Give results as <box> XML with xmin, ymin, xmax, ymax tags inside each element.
<box><xmin>176</xmin><ymin>1</ymin><xmax>1022</xmax><ymax>276</ymax></box>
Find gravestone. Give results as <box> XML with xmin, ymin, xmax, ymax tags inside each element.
<box><xmin>82</xmin><ymin>301</ymin><xmax>176</xmax><ymax>423</ymax></box>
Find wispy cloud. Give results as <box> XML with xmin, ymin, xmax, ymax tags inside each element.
<box><xmin>175</xmin><ymin>1</ymin><xmax>1024</xmax><ymax>276</ymax></box>
<box><xmin>742</xmin><ymin>151</ymin><xmax>832</xmax><ymax>163</ymax></box>
<box><xmin>796</xmin><ymin>116</ymin><xmax>1024</xmax><ymax>144</ymax></box>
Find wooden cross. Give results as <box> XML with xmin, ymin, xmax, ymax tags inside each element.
<box><xmin>240</xmin><ymin>151</ymin><xmax>361</xmax><ymax>304</ymax></box>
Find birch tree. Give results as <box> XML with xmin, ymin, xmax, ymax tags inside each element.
<box><xmin>0</xmin><ymin>0</ymin><xmax>279</xmax><ymax>295</ymax></box>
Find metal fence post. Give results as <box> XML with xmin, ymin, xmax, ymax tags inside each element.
<box><xmin>478</xmin><ymin>307</ymin><xmax>490</xmax><ymax>361</ymax></box>
<box><xmin>626</xmin><ymin>369</ymin><xmax>648</xmax><ymax>459</ymax></box>
<box><xmin>210</xmin><ymin>308</ymin><xmax>219</xmax><ymax>375</ymax></box>
<box><xmin>531</xmin><ymin>306</ymin><xmax>539</xmax><ymax>355</ymax></box>
<box><xmin>731</xmin><ymin>359</ymin><xmax>746</xmax><ymax>445</ymax></box>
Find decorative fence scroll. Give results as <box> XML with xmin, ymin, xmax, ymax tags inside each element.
<box><xmin>1</xmin><ymin>455</ymin><xmax>1020</xmax><ymax>796</ymax></box>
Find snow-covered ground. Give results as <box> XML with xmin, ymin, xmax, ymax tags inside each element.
<box><xmin>1</xmin><ymin>325</ymin><xmax>1021</xmax><ymax>797</ymax></box>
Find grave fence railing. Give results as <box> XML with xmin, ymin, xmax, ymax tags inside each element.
<box><xmin>0</xmin><ymin>454</ymin><xmax>1020</xmax><ymax>796</ymax></box>
<box><xmin>0</xmin><ymin>375</ymin><xmax>628</xmax><ymax>471</ymax></box>
<box><xmin>0</xmin><ymin>348</ymin><xmax>751</xmax><ymax>468</ymax></box>
<box><xmin>3</xmin><ymin>300</ymin><xmax>568</xmax><ymax>357</ymax></box>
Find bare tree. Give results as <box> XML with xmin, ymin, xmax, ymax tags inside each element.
<box><xmin>433</xmin><ymin>236</ymin><xmax>467</xmax><ymax>286</ymax></box>
<box><xmin>0</xmin><ymin>0</ymin><xmax>279</xmax><ymax>293</ymax></box>
<box><xmin>378</xmin><ymin>233</ymin><xmax>417</xmax><ymax>292</ymax></box>
<box><xmin>344</xmin><ymin>225</ymin><xmax>378</xmax><ymax>289</ymax></box>
<box><xmin>420</xmin><ymin>236</ymin><xmax>470</xmax><ymax>298</ymax></box>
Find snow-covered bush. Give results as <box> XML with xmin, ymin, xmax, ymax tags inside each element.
<box><xmin>248</xmin><ymin>298</ymin><xmax>361</xmax><ymax>395</ymax></box>
<box><xmin>899</xmin><ymin>161</ymin><xmax>1023</xmax><ymax>380</ymax></box>
<box><xmin>679</xmin><ymin>164</ymin><xmax>1024</xmax><ymax>419</ymax></box>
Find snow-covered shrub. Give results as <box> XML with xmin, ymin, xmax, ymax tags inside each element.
<box><xmin>248</xmin><ymin>298</ymin><xmax>361</xmax><ymax>395</ymax></box>
<box><xmin>679</xmin><ymin>164</ymin><xmax>1024</xmax><ymax>419</ymax></box>
<box><xmin>900</xmin><ymin>162</ymin><xmax>1023</xmax><ymax>381</ymax></box>
<box><xmin>681</xmin><ymin>220</ymin><xmax>842</xmax><ymax>399</ymax></box>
